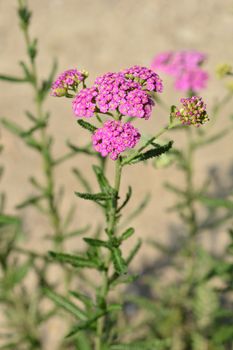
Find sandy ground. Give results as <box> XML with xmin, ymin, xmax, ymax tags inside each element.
<box><xmin>0</xmin><ymin>0</ymin><xmax>233</xmax><ymax>347</ymax></box>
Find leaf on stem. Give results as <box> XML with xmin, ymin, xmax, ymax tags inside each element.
<box><xmin>66</xmin><ymin>311</ymin><xmax>106</xmax><ymax>338</ymax></box>
<box><xmin>67</xmin><ymin>141</ymin><xmax>95</xmax><ymax>156</ymax></box>
<box><xmin>44</xmin><ymin>288</ymin><xmax>87</xmax><ymax>321</ymax></box>
<box><xmin>111</xmin><ymin>247</ymin><xmax>127</xmax><ymax>275</ymax></box>
<box><xmin>38</xmin><ymin>59</ymin><xmax>58</xmax><ymax>101</ymax></box>
<box><xmin>73</xmin><ymin>168</ymin><xmax>92</xmax><ymax>192</ymax></box>
<box><xmin>126</xmin><ymin>141</ymin><xmax>173</xmax><ymax>165</ymax></box>
<box><xmin>83</xmin><ymin>237</ymin><xmax>110</xmax><ymax>249</ymax></box>
<box><xmin>0</xmin><ymin>74</ymin><xmax>28</xmax><ymax>83</ymax></box>
<box><xmin>93</xmin><ymin>165</ymin><xmax>111</xmax><ymax>193</ymax></box>
<box><xmin>77</xmin><ymin>119</ymin><xmax>97</xmax><ymax>133</ymax></box>
<box><xmin>117</xmin><ymin>186</ymin><xmax>132</xmax><ymax>212</ymax></box>
<box><xmin>69</xmin><ymin>291</ymin><xmax>94</xmax><ymax>309</ymax></box>
<box><xmin>120</xmin><ymin>227</ymin><xmax>135</xmax><ymax>241</ymax></box>
<box><xmin>48</xmin><ymin>251</ymin><xmax>100</xmax><ymax>269</ymax></box>
<box><xmin>16</xmin><ymin>195</ymin><xmax>45</xmax><ymax>209</ymax></box>
<box><xmin>126</xmin><ymin>239</ymin><xmax>142</xmax><ymax>265</ymax></box>
<box><xmin>75</xmin><ymin>191</ymin><xmax>112</xmax><ymax>203</ymax></box>
<box><xmin>197</xmin><ymin>196</ymin><xmax>233</xmax><ymax>209</ymax></box>
<box><xmin>120</xmin><ymin>193</ymin><xmax>150</xmax><ymax>227</ymax></box>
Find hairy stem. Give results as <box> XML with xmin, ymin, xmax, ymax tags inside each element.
<box><xmin>95</xmin><ymin>158</ymin><xmax>122</xmax><ymax>350</ymax></box>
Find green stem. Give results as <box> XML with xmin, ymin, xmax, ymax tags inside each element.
<box><xmin>95</xmin><ymin>158</ymin><xmax>122</xmax><ymax>350</ymax></box>
<box><xmin>20</xmin><ymin>6</ymin><xmax>63</xmax><ymax>250</ymax></box>
<box><xmin>184</xmin><ymin>129</ymin><xmax>198</xmax><ymax>287</ymax></box>
<box><xmin>123</xmin><ymin>120</ymin><xmax>180</xmax><ymax>165</ymax></box>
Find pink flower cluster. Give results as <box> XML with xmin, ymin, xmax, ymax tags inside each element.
<box><xmin>52</xmin><ymin>65</ymin><xmax>164</xmax><ymax>160</ymax></box>
<box><xmin>123</xmin><ymin>65</ymin><xmax>163</xmax><ymax>92</ymax></box>
<box><xmin>175</xmin><ymin>96</ymin><xmax>209</xmax><ymax>127</ymax></box>
<box><xmin>72</xmin><ymin>66</ymin><xmax>163</xmax><ymax>119</ymax></box>
<box><xmin>92</xmin><ymin>120</ymin><xmax>141</xmax><ymax>160</ymax></box>
<box><xmin>151</xmin><ymin>51</ymin><xmax>208</xmax><ymax>92</ymax></box>
<box><xmin>51</xmin><ymin>69</ymin><xmax>86</xmax><ymax>97</ymax></box>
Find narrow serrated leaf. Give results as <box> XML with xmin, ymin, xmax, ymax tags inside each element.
<box><xmin>83</xmin><ymin>237</ymin><xmax>109</xmax><ymax>248</ymax></box>
<box><xmin>66</xmin><ymin>311</ymin><xmax>106</xmax><ymax>338</ymax></box>
<box><xmin>75</xmin><ymin>192</ymin><xmax>112</xmax><ymax>201</ymax></box>
<box><xmin>93</xmin><ymin>165</ymin><xmax>111</xmax><ymax>192</ymax></box>
<box><xmin>117</xmin><ymin>186</ymin><xmax>132</xmax><ymax>212</ymax></box>
<box><xmin>111</xmin><ymin>247</ymin><xmax>127</xmax><ymax>275</ymax></box>
<box><xmin>126</xmin><ymin>239</ymin><xmax>142</xmax><ymax>265</ymax></box>
<box><xmin>127</xmin><ymin>141</ymin><xmax>173</xmax><ymax>164</ymax></box>
<box><xmin>120</xmin><ymin>227</ymin><xmax>135</xmax><ymax>241</ymax></box>
<box><xmin>49</xmin><ymin>251</ymin><xmax>99</xmax><ymax>269</ymax></box>
<box><xmin>77</xmin><ymin>119</ymin><xmax>97</xmax><ymax>133</ymax></box>
<box><xmin>44</xmin><ymin>288</ymin><xmax>87</xmax><ymax>321</ymax></box>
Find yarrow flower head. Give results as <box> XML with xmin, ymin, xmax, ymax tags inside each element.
<box><xmin>151</xmin><ymin>51</ymin><xmax>208</xmax><ymax>92</ymax></box>
<box><xmin>175</xmin><ymin>96</ymin><xmax>209</xmax><ymax>127</ymax></box>
<box><xmin>51</xmin><ymin>69</ymin><xmax>88</xmax><ymax>97</ymax></box>
<box><xmin>123</xmin><ymin>65</ymin><xmax>163</xmax><ymax>93</ymax></box>
<box><xmin>92</xmin><ymin>120</ymin><xmax>141</xmax><ymax>160</ymax></box>
<box><xmin>72</xmin><ymin>67</ymin><xmax>162</xmax><ymax>119</ymax></box>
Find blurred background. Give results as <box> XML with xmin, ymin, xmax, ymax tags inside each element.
<box><xmin>0</xmin><ymin>0</ymin><xmax>233</xmax><ymax>265</ymax></box>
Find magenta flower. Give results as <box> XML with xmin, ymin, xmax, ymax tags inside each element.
<box><xmin>123</xmin><ymin>65</ymin><xmax>163</xmax><ymax>93</ymax></box>
<box><xmin>92</xmin><ymin>120</ymin><xmax>141</xmax><ymax>160</ymax></box>
<box><xmin>175</xmin><ymin>96</ymin><xmax>209</xmax><ymax>127</ymax></box>
<box><xmin>51</xmin><ymin>69</ymin><xmax>86</xmax><ymax>97</ymax></box>
<box><xmin>70</xmin><ymin>66</ymin><xmax>162</xmax><ymax>119</ymax></box>
<box><xmin>151</xmin><ymin>51</ymin><xmax>208</xmax><ymax>92</ymax></box>
<box><xmin>72</xmin><ymin>87</ymin><xmax>98</xmax><ymax>118</ymax></box>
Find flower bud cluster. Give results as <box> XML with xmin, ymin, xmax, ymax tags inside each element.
<box><xmin>51</xmin><ymin>69</ymin><xmax>88</xmax><ymax>97</ymax></box>
<box><xmin>151</xmin><ymin>51</ymin><xmax>208</xmax><ymax>92</ymax></box>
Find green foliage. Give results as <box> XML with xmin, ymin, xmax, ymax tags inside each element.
<box><xmin>44</xmin><ymin>288</ymin><xmax>88</xmax><ymax>320</ymax></box>
<box><xmin>49</xmin><ymin>251</ymin><xmax>101</xmax><ymax>269</ymax></box>
<box><xmin>75</xmin><ymin>191</ymin><xmax>113</xmax><ymax>202</ymax></box>
<box><xmin>111</xmin><ymin>247</ymin><xmax>127</xmax><ymax>275</ymax></box>
<box><xmin>123</xmin><ymin>141</ymin><xmax>173</xmax><ymax>165</ymax></box>
<box><xmin>77</xmin><ymin>119</ymin><xmax>97</xmax><ymax>133</ymax></box>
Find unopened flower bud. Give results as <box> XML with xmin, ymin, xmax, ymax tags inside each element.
<box><xmin>175</xmin><ymin>96</ymin><xmax>209</xmax><ymax>127</ymax></box>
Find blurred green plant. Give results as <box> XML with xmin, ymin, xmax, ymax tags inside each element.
<box><xmin>126</xmin><ymin>83</ymin><xmax>233</xmax><ymax>350</ymax></box>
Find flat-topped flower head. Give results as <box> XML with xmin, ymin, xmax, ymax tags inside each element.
<box><xmin>92</xmin><ymin>120</ymin><xmax>141</xmax><ymax>160</ymax></box>
<box><xmin>175</xmin><ymin>96</ymin><xmax>209</xmax><ymax>127</ymax></box>
<box><xmin>72</xmin><ymin>87</ymin><xmax>98</xmax><ymax>118</ymax></box>
<box><xmin>72</xmin><ymin>66</ymin><xmax>161</xmax><ymax>119</ymax></box>
<box><xmin>51</xmin><ymin>69</ymin><xmax>87</xmax><ymax>97</ymax></box>
<box><xmin>151</xmin><ymin>51</ymin><xmax>208</xmax><ymax>92</ymax></box>
<box><xmin>123</xmin><ymin>65</ymin><xmax>163</xmax><ymax>93</ymax></box>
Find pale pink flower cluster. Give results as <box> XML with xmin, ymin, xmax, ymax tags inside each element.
<box><xmin>151</xmin><ymin>51</ymin><xmax>208</xmax><ymax>92</ymax></box>
<box><xmin>92</xmin><ymin>120</ymin><xmax>140</xmax><ymax>160</ymax></box>
<box><xmin>175</xmin><ymin>96</ymin><xmax>209</xmax><ymax>127</ymax></box>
